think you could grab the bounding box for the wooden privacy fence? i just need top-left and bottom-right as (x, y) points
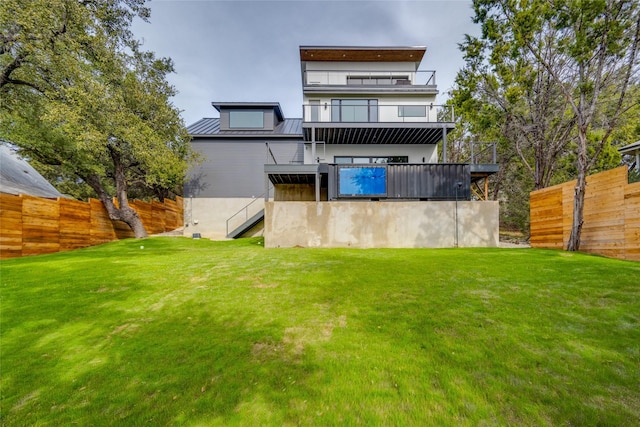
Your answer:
(0, 194), (183, 259)
(530, 167), (640, 261)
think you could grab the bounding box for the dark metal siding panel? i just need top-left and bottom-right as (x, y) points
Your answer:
(327, 164), (337, 200)
(185, 139), (303, 198)
(291, 142), (304, 163)
(327, 163), (470, 200)
(265, 110), (275, 130)
(387, 164), (470, 199)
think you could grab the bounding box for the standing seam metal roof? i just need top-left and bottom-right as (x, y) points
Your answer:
(0, 145), (67, 198)
(187, 118), (303, 137)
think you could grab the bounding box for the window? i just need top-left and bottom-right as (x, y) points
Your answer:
(398, 105), (426, 117)
(335, 156), (408, 164)
(331, 99), (378, 122)
(229, 111), (264, 129)
(338, 166), (387, 197)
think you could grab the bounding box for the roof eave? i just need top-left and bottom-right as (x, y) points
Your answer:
(299, 46), (426, 64)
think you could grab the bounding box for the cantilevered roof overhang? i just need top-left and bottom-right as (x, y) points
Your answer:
(619, 140), (640, 155)
(265, 164), (320, 185)
(300, 46), (426, 64)
(302, 122), (455, 145)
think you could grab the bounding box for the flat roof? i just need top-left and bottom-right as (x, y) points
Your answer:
(299, 46), (426, 63)
(619, 140), (640, 155)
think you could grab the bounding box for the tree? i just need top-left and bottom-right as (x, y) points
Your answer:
(0, 0), (191, 238)
(449, 31), (573, 234)
(454, 22), (578, 192)
(468, 0), (640, 250)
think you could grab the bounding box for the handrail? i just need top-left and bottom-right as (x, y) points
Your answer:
(265, 142), (278, 165)
(225, 186), (272, 236)
(302, 103), (454, 123)
(304, 69), (436, 86)
(463, 142), (497, 164)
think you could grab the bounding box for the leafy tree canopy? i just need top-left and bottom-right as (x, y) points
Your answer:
(1, 0), (193, 237)
(452, 0), (640, 246)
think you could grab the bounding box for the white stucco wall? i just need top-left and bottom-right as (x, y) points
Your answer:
(183, 197), (265, 239)
(264, 201), (499, 248)
(303, 143), (438, 164)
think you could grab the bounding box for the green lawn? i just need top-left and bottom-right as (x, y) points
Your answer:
(1, 237), (639, 426)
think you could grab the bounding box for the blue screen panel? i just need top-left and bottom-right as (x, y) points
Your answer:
(338, 166), (387, 197)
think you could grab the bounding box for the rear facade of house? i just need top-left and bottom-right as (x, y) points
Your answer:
(185, 46), (499, 248)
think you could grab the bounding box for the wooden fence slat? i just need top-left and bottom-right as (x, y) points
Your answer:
(151, 201), (166, 234)
(530, 166), (639, 261)
(60, 198), (92, 252)
(21, 195), (60, 256)
(90, 198), (117, 246)
(1, 194), (183, 259)
(0, 193), (23, 258)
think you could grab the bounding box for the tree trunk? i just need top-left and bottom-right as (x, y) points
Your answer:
(567, 171), (586, 251)
(81, 146), (149, 238)
(567, 132), (588, 251)
(109, 146), (148, 238)
(84, 176), (148, 239)
(101, 195), (148, 238)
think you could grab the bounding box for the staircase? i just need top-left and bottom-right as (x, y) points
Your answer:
(225, 188), (272, 238)
(226, 209), (265, 239)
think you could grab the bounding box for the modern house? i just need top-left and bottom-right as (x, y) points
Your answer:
(185, 102), (303, 239)
(185, 46), (499, 247)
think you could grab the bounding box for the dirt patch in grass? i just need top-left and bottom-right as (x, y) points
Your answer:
(252, 341), (286, 362)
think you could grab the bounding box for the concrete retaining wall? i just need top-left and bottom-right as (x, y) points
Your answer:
(264, 201), (499, 248)
(184, 197), (264, 239)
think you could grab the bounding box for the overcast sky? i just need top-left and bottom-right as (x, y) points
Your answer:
(131, 0), (480, 126)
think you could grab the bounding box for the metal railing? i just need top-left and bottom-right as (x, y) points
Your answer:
(266, 142), (278, 165)
(464, 142), (497, 164)
(225, 187), (272, 237)
(629, 163), (640, 183)
(302, 103), (454, 123)
(304, 70), (436, 86)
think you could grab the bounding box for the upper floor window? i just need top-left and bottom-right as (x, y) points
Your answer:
(229, 111), (264, 129)
(335, 156), (408, 164)
(331, 99), (378, 122)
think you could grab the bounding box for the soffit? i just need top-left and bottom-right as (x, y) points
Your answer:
(300, 47), (426, 63)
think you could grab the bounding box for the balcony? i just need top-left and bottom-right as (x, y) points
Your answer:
(264, 142), (500, 201)
(303, 70), (438, 95)
(302, 103), (455, 144)
(303, 102), (453, 123)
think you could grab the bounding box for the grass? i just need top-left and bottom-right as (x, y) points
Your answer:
(1, 237), (639, 426)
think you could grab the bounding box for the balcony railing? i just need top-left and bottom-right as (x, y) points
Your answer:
(303, 103), (455, 123)
(464, 142), (497, 164)
(304, 70), (436, 87)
